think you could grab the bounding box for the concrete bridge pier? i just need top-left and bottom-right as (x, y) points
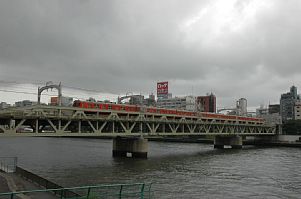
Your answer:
(113, 136), (148, 158)
(214, 135), (243, 149)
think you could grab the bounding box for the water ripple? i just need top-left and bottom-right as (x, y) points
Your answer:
(0, 138), (301, 198)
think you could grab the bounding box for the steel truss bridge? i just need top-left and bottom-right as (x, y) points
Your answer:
(0, 105), (276, 137)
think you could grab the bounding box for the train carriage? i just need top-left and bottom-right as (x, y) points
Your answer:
(73, 100), (264, 124)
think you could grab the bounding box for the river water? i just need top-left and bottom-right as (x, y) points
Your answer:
(0, 137), (301, 198)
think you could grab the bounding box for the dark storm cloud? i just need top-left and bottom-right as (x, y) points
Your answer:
(1, 0), (301, 107)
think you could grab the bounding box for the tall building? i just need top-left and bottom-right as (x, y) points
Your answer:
(256, 105), (282, 126)
(144, 94), (156, 106)
(157, 96), (196, 111)
(290, 85), (298, 99)
(196, 93), (216, 113)
(236, 98), (247, 116)
(268, 104), (280, 114)
(294, 101), (301, 120)
(280, 86), (299, 121)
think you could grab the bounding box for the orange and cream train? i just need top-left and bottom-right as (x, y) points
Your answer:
(73, 100), (264, 125)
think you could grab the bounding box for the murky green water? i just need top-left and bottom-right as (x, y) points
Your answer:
(1, 137), (301, 198)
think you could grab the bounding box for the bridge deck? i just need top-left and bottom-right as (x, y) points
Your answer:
(0, 105), (276, 137)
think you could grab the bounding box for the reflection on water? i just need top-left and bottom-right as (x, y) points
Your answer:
(1, 137), (301, 198)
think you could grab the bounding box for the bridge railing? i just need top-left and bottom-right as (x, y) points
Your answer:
(0, 182), (154, 199)
(0, 157), (17, 173)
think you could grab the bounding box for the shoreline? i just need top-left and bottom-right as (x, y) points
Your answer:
(148, 137), (301, 148)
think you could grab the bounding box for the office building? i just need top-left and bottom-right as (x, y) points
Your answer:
(280, 86), (299, 121)
(236, 98), (247, 116)
(157, 96), (196, 111)
(295, 101), (301, 120)
(196, 93), (216, 113)
(269, 104), (280, 114)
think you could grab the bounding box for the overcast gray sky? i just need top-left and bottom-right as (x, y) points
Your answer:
(1, 0), (301, 109)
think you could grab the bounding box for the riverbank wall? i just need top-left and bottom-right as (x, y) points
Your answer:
(15, 166), (80, 197)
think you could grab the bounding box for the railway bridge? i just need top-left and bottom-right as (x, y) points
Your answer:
(0, 105), (277, 158)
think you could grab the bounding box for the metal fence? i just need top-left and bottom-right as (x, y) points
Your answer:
(0, 183), (154, 199)
(0, 157), (17, 173)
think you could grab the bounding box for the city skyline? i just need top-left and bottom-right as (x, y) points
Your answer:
(1, 80), (299, 113)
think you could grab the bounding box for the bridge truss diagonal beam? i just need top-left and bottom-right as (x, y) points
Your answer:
(0, 105), (276, 137)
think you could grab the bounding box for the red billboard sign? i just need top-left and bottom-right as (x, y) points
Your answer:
(157, 81), (168, 96)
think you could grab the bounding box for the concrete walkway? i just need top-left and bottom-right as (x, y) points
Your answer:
(0, 174), (10, 193)
(0, 171), (58, 199)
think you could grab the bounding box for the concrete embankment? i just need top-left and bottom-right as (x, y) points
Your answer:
(0, 170), (57, 199)
(0, 167), (79, 198)
(0, 173), (10, 193)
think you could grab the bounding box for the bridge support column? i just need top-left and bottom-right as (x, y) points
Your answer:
(214, 135), (242, 149)
(35, 119), (39, 133)
(9, 119), (15, 129)
(113, 136), (148, 158)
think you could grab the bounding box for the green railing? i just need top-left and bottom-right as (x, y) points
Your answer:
(0, 182), (154, 199)
(0, 157), (17, 173)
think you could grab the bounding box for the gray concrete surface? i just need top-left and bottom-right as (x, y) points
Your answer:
(0, 174), (10, 193)
(0, 171), (58, 199)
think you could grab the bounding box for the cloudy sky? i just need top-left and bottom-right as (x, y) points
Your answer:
(1, 0), (301, 109)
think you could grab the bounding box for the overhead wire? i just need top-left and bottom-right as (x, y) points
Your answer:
(0, 79), (108, 94)
(0, 89), (53, 96)
(0, 88), (101, 101)
(0, 79), (120, 103)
